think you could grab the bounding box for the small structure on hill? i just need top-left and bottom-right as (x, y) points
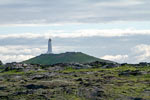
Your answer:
(47, 38), (52, 54)
(0, 61), (3, 65)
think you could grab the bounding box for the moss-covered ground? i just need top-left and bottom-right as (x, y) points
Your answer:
(0, 65), (150, 100)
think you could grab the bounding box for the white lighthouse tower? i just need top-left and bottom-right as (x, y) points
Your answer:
(47, 38), (52, 54)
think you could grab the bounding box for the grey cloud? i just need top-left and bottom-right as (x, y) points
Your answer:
(0, 0), (149, 24)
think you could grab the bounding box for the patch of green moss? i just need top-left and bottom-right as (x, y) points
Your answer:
(0, 70), (25, 75)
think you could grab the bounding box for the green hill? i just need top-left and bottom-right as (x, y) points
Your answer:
(23, 52), (113, 65)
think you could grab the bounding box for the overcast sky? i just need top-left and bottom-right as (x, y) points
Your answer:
(0, 0), (150, 63)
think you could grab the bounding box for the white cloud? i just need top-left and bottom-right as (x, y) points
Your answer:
(0, 23), (63, 27)
(0, 45), (46, 63)
(0, 45), (80, 63)
(1, 29), (150, 64)
(101, 55), (128, 62)
(96, 0), (143, 7)
(73, 29), (150, 37)
(0, 54), (35, 63)
(1, 29), (150, 39)
(133, 44), (150, 62)
(0, 45), (46, 55)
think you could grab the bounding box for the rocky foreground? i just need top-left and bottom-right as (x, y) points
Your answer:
(0, 61), (150, 100)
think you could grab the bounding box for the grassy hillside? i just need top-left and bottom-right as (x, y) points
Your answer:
(23, 52), (112, 65)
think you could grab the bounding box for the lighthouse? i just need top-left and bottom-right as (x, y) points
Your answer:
(47, 38), (52, 54)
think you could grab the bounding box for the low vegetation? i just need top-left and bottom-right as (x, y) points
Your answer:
(23, 52), (112, 65)
(0, 62), (150, 100)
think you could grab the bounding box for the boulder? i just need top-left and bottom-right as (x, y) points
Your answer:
(119, 70), (142, 76)
(139, 62), (149, 66)
(77, 87), (105, 99)
(32, 74), (49, 80)
(133, 98), (143, 100)
(25, 84), (48, 89)
(121, 63), (128, 66)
